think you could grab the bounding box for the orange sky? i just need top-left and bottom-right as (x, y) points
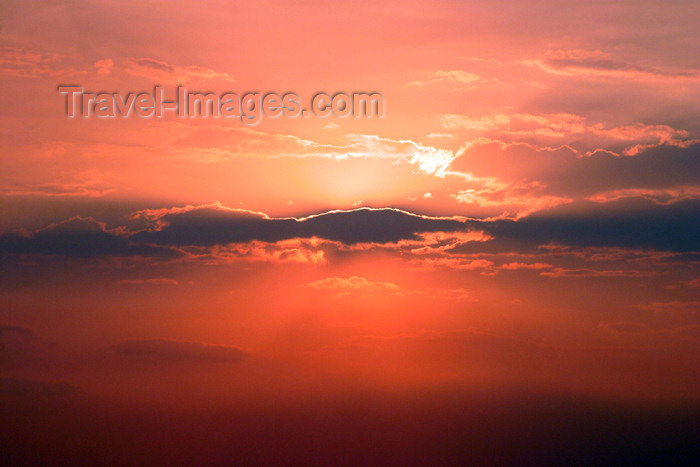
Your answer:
(1, 1), (699, 465)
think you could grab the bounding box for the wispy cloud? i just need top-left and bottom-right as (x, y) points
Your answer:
(124, 57), (234, 83)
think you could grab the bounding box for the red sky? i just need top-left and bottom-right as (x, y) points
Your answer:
(1, 1), (699, 465)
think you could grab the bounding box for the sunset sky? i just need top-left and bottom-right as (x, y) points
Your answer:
(1, 1), (699, 465)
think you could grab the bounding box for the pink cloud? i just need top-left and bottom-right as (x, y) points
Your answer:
(522, 49), (700, 81)
(124, 58), (234, 83)
(0, 45), (82, 78)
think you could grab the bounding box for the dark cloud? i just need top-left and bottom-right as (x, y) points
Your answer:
(131, 207), (467, 246)
(483, 197), (700, 252)
(451, 142), (700, 198)
(113, 339), (246, 363)
(0, 217), (181, 259)
(135, 200), (699, 253)
(1, 207), (470, 258)
(0, 198), (697, 261)
(548, 144), (700, 196)
(543, 51), (697, 78)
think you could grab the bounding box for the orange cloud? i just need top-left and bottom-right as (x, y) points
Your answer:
(94, 59), (113, 75)
(300, 276), (476, 301)
(304, 276), (402, 293)
(204, 239), (328, 265)
(406, 257), (495, 272)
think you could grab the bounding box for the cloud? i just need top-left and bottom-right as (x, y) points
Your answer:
(113, 339), (246, 363)
(546, 144), (700, 197)
(156, 126), (455, 177)
(409, 70), (481, 86)
(441, 113), (691, 152)
(0, 217), (182, 259)
(441, 113), (585, 136)
(393, 239), (689, 276)
(426, 133), (454, 139)
(539, 268), (656, 278)
(450, 179), (570, 217)
(300, 276), (476, 301)
(0, 45), (82, 78)
(0, 206), (472, 260)
(407, 257), (495, 272)
(207, 238), (329, 265)
(2, 181), (116, 198)
(450, 141), (700, 199)
(124, 58), (234, 83)
(585, 187), (700, 205)
(339, 134), (455, 176)
(94, 58), (113, 75)
(131, 206), (469, 246)
(346, 230), (493, 255)
(303, 276), (402, 294)
(499, 262), (552, 270)
(484, 197), (700, 253)
(1, 197), (697, 265)
(523, 49), (700, 81)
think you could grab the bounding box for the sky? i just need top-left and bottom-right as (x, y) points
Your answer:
(1, 1), (699, 465)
